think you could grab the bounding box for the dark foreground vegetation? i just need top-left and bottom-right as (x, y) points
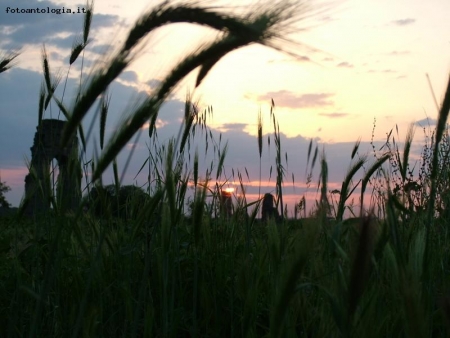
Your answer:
(1, 1), (450, 336)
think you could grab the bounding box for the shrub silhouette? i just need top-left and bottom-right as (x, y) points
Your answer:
(86, 184), (149, 219)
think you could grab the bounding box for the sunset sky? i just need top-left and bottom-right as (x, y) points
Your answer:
(1, 0), (449, 216)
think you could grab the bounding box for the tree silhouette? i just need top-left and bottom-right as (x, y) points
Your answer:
(0, 180), (11, 208)
(86, 184), (149, 219)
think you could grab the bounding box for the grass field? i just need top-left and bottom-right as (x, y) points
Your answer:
(1, 1), (450, 336)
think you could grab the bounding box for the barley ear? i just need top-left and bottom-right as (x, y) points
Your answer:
(83, 1), (93, 45)
(0, 51), (19, 74)
(99, 93), (110, 150)
(70, 37), (84, 65)
(258, 109), (263, 158)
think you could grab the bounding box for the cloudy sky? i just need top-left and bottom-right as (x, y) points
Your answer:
(1, 0), (449, 216)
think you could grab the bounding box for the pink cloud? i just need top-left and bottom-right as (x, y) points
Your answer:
(257, 91), (335, 109)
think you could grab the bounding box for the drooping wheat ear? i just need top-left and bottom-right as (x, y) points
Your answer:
(70, 36), (84, 66)
(0, 51), (19, 74)
(42, 45), (52, 94)
(257, 108), (263, 158)
(91, 32), (279, 181)
(335, 147), (367, 222)
(319, 150), (329, 217)
(360, 153), (390, 213)
(99, 93), (110, 150)
(216, 142), (229, 181)
(83, 1), (93, 45)
(60, 1), (312, 181)
(401, 123), (415, 181)
(41, 46), (63, 113)
(62, 1), (280, 147)
(179, 91), (196, 154)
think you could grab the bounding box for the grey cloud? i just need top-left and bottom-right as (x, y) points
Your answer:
(318, 112), (349, 118)
(0, 0), (119, 49)
(391, 18), (416, 26)
(0, 68), (45, 168)
(119, 70), (138, 83)
(367, 69), (397, 74)
(89, 44), (114, 55)
(267, 55), (311, 64)
(337, 61), (353, 68)
(218, 123), (247, 132)
(415, 117), (437, 127)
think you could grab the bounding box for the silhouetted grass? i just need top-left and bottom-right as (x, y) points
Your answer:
(2, 1), (450, 337)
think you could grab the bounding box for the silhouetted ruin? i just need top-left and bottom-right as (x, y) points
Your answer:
(220, 189), (233, 219)
(23, 119), (81, 216)
(261, 193), (281, 223)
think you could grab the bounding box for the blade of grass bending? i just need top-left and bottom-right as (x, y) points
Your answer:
(424, 74), (450, 283)
(196, 55), (221, 87)
(426, 73), (440, 112)
(134, 157), (149, 181)
(94, 29), (252, 181)
(360, 153), (390, 211)
(61, 55), (130, 147)
(113, 158), (119, 195)
(89, 1), (308, 180)
(336, 155), (366, 221)
(351, 137), (361, 160)
(216, 142), (228, 180)
(179, 102), (196, 154)
(311, 145), (319, 171)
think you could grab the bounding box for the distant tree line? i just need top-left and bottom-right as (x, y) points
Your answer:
(84, 184), (151, 219)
